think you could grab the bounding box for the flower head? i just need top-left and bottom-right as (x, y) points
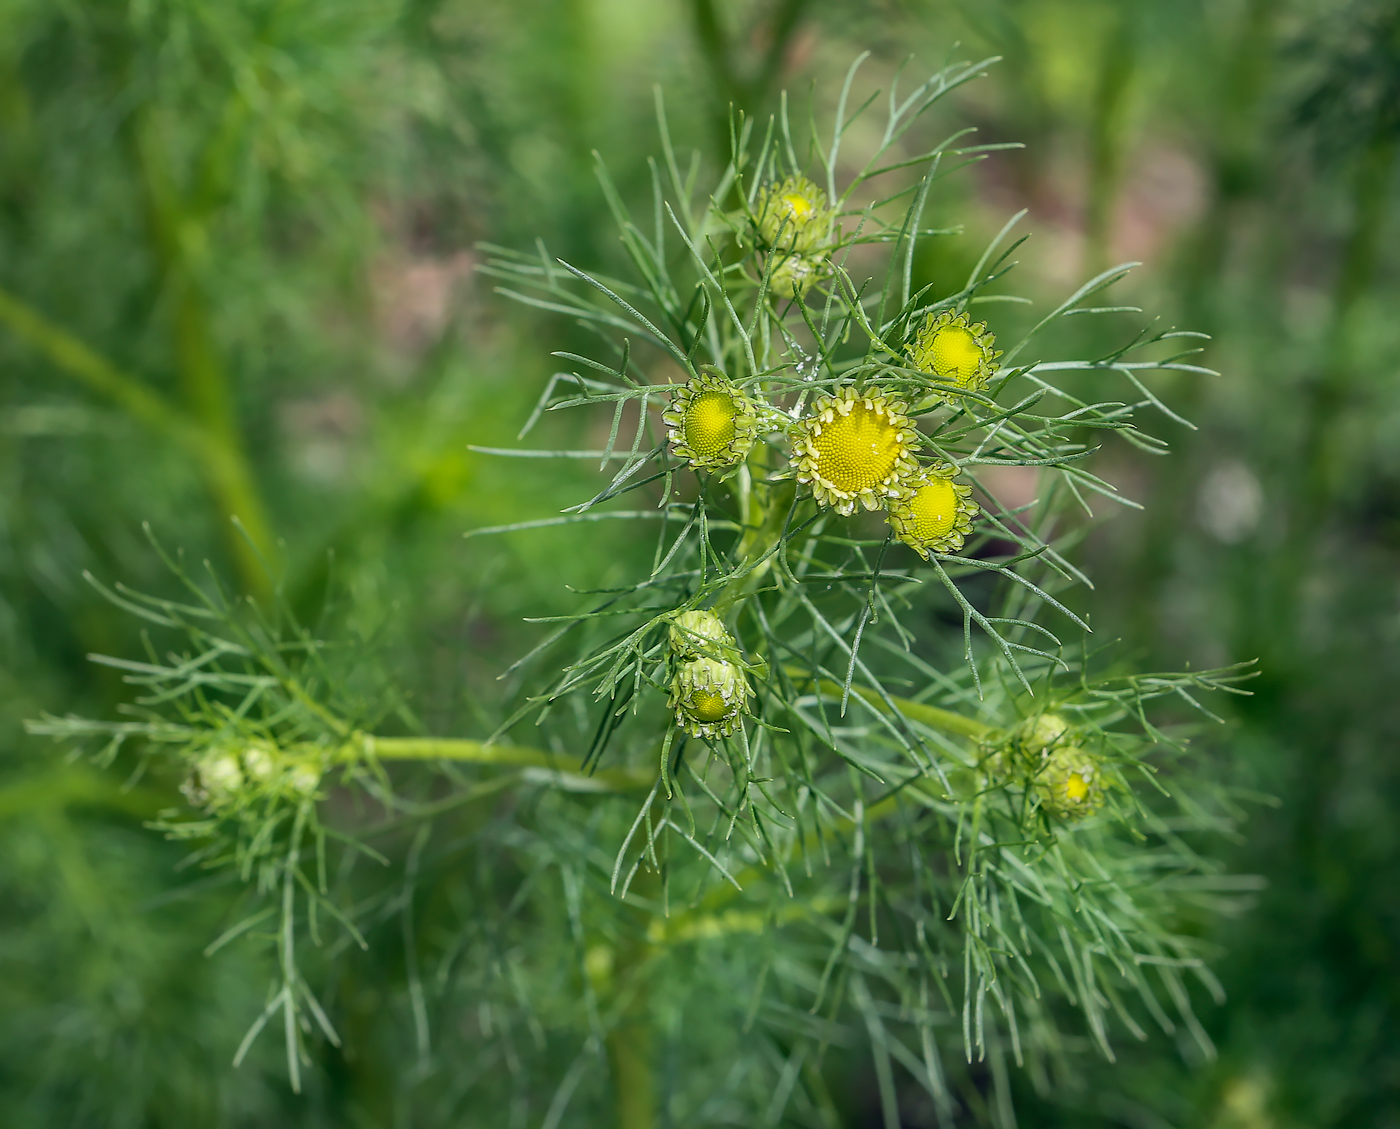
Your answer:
(1035, 744), (1106, 820)
(669, 655), (749, 739)
(908, 310), (1001, 399)
(754, 175), (834, 254)
(1022, 713), (1071, 758)
(792, 386), (920, 515)
(887, 463), (978, 557)
(668, 609), (734, 661)
(766, 252), (829, 300)
(663, 367), (759, 471)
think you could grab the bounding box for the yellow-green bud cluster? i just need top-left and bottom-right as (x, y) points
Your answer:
(181, 741), (322, 811)
(751, 175), (837, 302)
(982, 712), (1108, 821)
(767, 252), (830, 300)
(667, 610), (749, 738)
(786, 386), (982, 544)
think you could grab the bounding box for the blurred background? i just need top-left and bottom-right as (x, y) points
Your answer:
(1, 0), (1397, 1125)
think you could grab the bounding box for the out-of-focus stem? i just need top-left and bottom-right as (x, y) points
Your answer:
(132, 112), (275, 599)
(1299, 131), (1398, 520)
(1083, 12), (1136, 278)
(0, 285), (271, 596)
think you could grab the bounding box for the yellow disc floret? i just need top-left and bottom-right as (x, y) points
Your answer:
(908, 310), (1001, 399)
(792, 387), (919, 515)
(887, 463), (978, 557)
(754, 175), (834, 255)
(687, 391), (737, 455)
(669, 656), (750, 739)
(663, 367), (759, 471)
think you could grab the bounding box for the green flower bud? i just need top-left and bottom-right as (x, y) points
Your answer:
(767, 253), (829, 299)
(1035, 745), (1106, 820)
(669, 656), (749, 739)
(1023, 713), (1072, 758)
(183, 751), (244, 810)
(668, 609), (733, 660)
(907, 310), (1001, 400)
(753, 175), (835, 254)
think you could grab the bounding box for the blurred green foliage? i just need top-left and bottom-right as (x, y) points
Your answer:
(1, 0), (1397, 1126)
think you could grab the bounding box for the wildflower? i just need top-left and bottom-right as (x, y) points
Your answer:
(754, 175), (834, 254)
(767, 252), (829, 300)
(908, 310), (1001, 398)
(887, 463), (978, 557)
(242, 742), (278, 784)
(792, 386), (919, 515)
(668, 609), (734, 661)
(1022, 713), (1071, 758)
(182, 751), (244, 810)
(669, 655), (749, 739)
(663, 367), (759, 471)
(288, 762), (322, 796)
(1035, 745), (1106, 819)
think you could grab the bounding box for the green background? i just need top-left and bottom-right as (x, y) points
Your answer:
(1, 0), (1397, 1125)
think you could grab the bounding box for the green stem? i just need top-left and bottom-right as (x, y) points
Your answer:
(1083, 12), (1136, 278)
(807, 677), (991, 742)
(355, 735), (653, 792)
(0, 285), (272, 596)
(606, 994), (656, 1129)
(711, 475), (793, 617)
(131, 110), (276, 599)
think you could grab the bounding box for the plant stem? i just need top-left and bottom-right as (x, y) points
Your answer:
(0, 286), (272, 596)
(606, 995), (656, 1129)
(354, 735), (653, 792)
(805, 676), (991, 741)
(131, 110), (276, 599)
(711, 473), (793, 617)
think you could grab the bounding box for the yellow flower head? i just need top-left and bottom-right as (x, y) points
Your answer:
(1035, 745), (1106, 820)
(908, 310), (1001, 399)
(887, 463), (978, 558)
(662, 367), (759, 471)
(669, 655), (750, 739)
(754, 175), (834, 255)
(792, 386), (920, 515)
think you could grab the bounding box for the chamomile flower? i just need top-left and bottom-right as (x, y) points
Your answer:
(663, 367), (759, 471)
(754, 175), (834, 254)
(908, 310), (1001, 398)
(1035, 745), (1107, 819)
(792, 386), (920, 515)
(887, 463), (979, 557)
(669, 655), (749, 739)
